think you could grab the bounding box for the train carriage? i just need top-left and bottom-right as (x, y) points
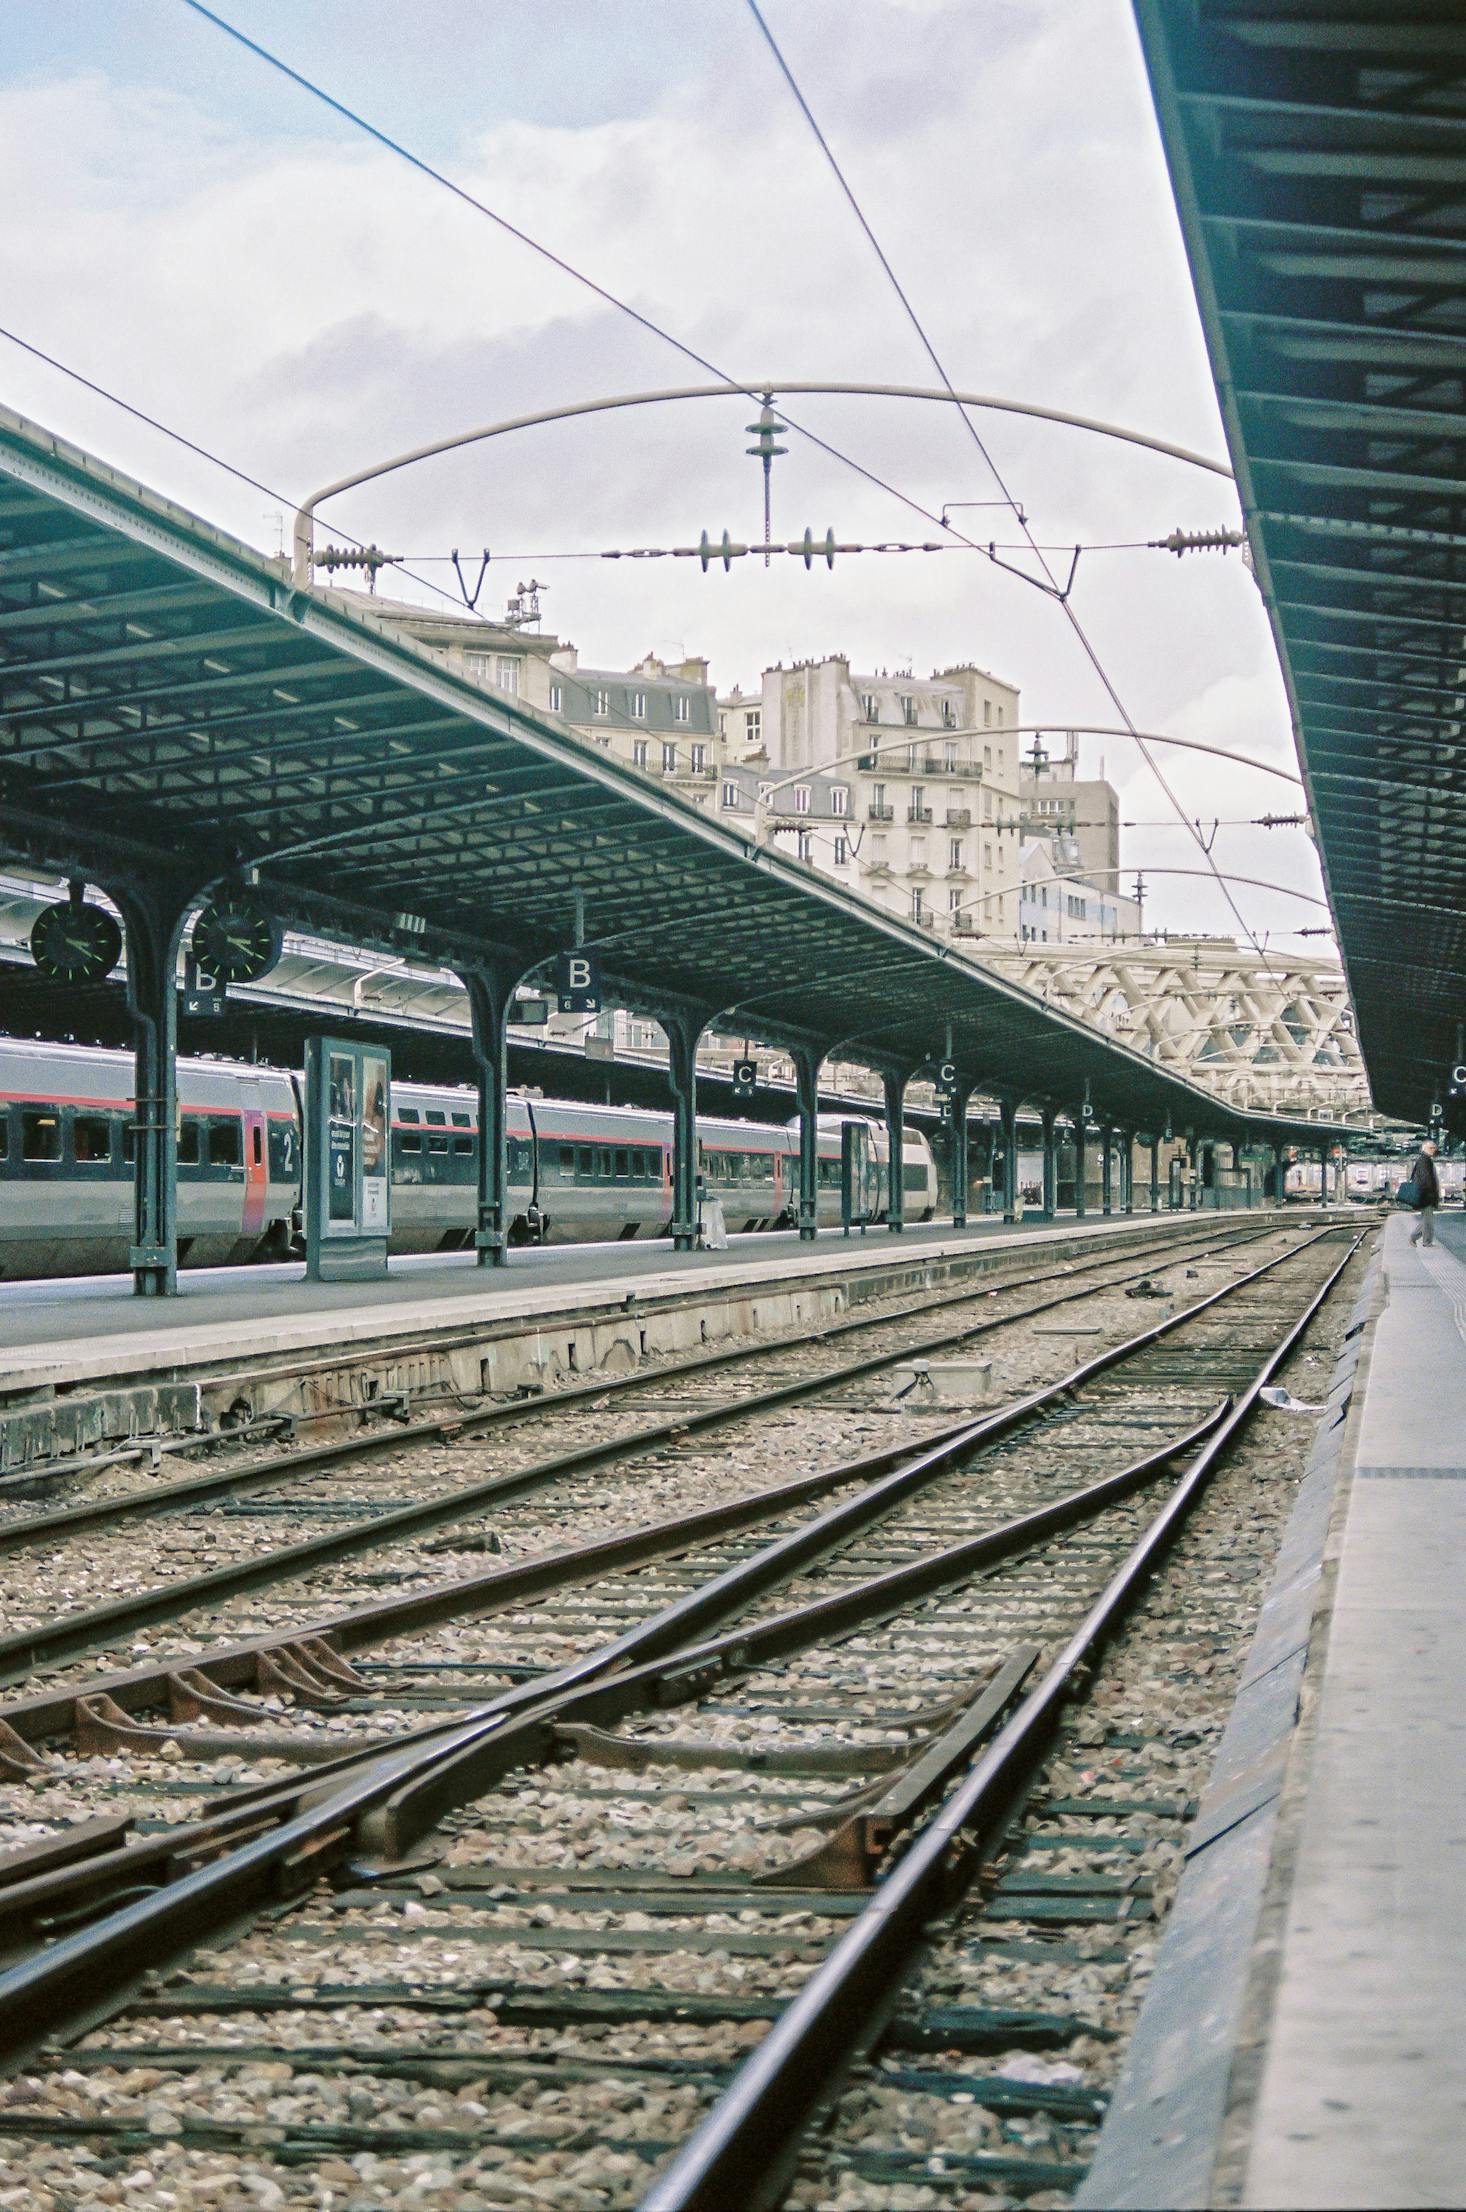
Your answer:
(0, 1038), (938, 1278)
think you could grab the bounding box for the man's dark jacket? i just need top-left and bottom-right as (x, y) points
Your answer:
(1411, 1151), (1441, 1206)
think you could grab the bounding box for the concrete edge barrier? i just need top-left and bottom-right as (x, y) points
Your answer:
(1074, 1234), (1382, 2211)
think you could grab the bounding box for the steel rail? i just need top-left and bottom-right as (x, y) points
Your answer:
(0, 1226), (1342, 2044)
(639, 1233), (1365, 2212)
(0, 1217), (1258, 1552)
(0, 1224), (1277, 1681)
(0, 1400), (1227, 1957)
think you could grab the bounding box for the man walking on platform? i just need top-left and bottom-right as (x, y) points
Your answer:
(1409, 1139), (1442, 1247)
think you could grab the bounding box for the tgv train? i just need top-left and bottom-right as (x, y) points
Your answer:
(0, 1038), (938, 1279)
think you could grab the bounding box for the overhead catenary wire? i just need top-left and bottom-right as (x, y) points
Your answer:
(0, 322), (498, 628)
(743, 0), (1295, 985)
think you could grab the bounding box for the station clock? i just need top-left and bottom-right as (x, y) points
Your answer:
(29, 897), (123, 984)
(191, 891), (282, 985)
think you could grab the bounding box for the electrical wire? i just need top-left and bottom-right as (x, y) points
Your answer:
(743, 0), (1293, 986)
(0, 320), (498, 626)
(175, 1), (1128, 593)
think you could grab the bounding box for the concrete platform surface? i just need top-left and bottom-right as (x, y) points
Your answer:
(1242, 1211), (1466, 2208)
(0, 1208), (1208, 1393)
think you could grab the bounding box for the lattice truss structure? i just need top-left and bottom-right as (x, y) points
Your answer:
(976, 940), (1371, 1122)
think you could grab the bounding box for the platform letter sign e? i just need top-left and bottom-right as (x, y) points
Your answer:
(557, 949), (602, 1015)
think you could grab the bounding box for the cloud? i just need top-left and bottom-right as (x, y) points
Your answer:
(0, 6), (1313, 945)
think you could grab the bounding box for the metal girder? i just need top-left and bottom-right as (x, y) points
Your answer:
(0, 401), (1355, 1154)
(1133, 0), (1466, 1130)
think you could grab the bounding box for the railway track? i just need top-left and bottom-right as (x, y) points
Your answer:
(0, 1221), (1364, 2209)
(0, 1218), (1281, 1694)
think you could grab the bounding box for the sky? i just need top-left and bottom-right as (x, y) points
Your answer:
(0, 0), (1333, 956)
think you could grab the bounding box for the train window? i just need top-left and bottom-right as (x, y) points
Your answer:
(452, 1134), (474, 1156)
(21, 1111), (61, 1162)
(0, 1114), (7, 1160)
(122, 1123), (135, 1164)
(451, 1111), (471, 1128)
(560, 1145), (576, 1172)
(178, 1120), (200, 1166)
(427, 1132), (449, 1155)
(251, 1124), (264, 1167)
(426, 1109), (446, 1127)
(72, 1115), (111, 1163)
(599, 1147), (613, 1177)
(903, 1160), (927, 1192)
(399, 1107), (420, 1124)
(577, 1146), (593, 1175)
(209, 1118), (243, 1169)
(397, 1126), (422, 1154)
(615, 1148), (629, 1178)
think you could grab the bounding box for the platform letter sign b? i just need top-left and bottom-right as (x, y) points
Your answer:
(556, 949), (601, 1014)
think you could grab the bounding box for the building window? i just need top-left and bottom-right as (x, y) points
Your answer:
(758, 780), (774, 806)
(911, 888), (925, 921)
(1067, 893), (1083, 919)
(594, 688), (610, 716)
(983, 699), (992, 727)
(910, 784), (927, 819)
(871, 833), (887, 864)
(793, 784), (811, 814)
(830, 785), (849, 817)
(796, 830), (812, 861)
(984, 789), (993, 818)
(911, 837), (927, 869)
(722, 780), (739, 808)
(985, 843), (994, 872)
(674, 696), (690, 723)
(834, 834), (849, 866)
(632, 738), (648, 768)
(630, 690), (647, 719)
(861, 692), (877, 722)
(662, 741), (678, 773)
(745, 709), (761, 744)
(496, 656), (521, 694)
(691, 742), (707, 774)
(984, 744), (992, 770)
(873, 782), (887, 811)
(941, 698), (956, 727)
(949, 837), (964, 871)
(549, 681), (563, 714)
(943, 738), (958, 772)
(900, 693), (916, 726)
(949, 887), (963, 912)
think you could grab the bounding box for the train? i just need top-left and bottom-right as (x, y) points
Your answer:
(0, 1037), (939, 1280)
(1288, 1156), (1464, 1205)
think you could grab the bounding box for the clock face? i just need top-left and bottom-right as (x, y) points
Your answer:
(30, 899), (123, 984)
(192, 895), (281, 985)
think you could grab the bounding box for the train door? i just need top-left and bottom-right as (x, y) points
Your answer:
(241, 1082), (268, 1243)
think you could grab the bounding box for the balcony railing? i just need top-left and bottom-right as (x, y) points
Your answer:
(907, 805), (933, 823)
(945, 807), (972, 828)
(867, 802), (894, 821)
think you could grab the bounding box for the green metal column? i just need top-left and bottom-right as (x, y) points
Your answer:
(464, 961), (523, 1268)
(667, 1012), (706, 1252)
(1150, 1135), (1161, 1213)
(950, 1081), (975, 1228)
(1073, 1116), (1088, 1218)
(792, 1044), (823, 1242)
(1041, 1107), (1058, 1219)
(1188, 1136), (1201, 1210)
(119, 881), (195, 1297)
(1120, 1130), (1135, 1214)
(1000, 1099), (1019, 1224)
(883, 1069), (907, 1233)
(1101, 1125), (1114, 1215)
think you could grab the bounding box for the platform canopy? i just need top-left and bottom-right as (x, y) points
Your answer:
(0, 404), (1348, 1148)
(1133, 0), (1466, 1128)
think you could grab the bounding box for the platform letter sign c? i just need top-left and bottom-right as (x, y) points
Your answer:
(556, 949), (602, 1014)
(732, 1058), (757, 1098)
(1451, 1064), (1466, 1096)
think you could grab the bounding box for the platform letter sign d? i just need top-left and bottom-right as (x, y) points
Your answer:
(556, 949), (601, 1014)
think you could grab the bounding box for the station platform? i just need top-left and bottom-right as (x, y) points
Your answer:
(1081, 1209), (1466, 2210)
(0, 1206), (1214, 1399)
